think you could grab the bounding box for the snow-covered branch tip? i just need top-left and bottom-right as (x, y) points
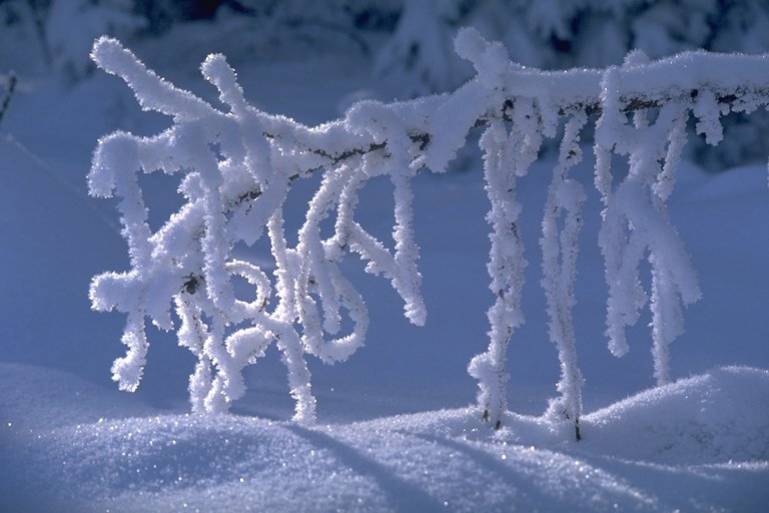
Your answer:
(89, 29), (769, 433)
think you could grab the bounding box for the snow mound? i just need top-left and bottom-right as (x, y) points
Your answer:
(2, 365), (767, 512)
(7, 411), (659, 513)
(583, 366), (769, 463)
(0, 362), (154, 430)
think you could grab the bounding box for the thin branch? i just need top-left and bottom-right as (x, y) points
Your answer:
(255, 89), (753, 182)
(226, 86), (751, 215)
(0, 73), (17, 127)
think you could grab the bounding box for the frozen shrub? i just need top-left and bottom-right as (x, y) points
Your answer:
(90, 29), (769, 438)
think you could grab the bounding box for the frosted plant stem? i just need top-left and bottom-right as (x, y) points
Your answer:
(648, 109), (688, 386)
(650, 255), (676, 386)
(597, 59), (700, 386)
(175, 294), (214, 412)
(268, 211), (318, 422)
(469, 119), (528, 429)
(541, 112), (587, 440)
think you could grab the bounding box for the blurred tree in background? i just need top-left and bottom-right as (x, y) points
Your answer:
(2, 0), (768, 169)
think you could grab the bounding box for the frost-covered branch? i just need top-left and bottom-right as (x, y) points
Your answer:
(88, 36), (448, 423)
(595, 60), (703, 387)
(89, 28), (769, 430)
(541, 111), (588, 440)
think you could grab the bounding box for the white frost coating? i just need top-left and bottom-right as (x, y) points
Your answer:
(422, 27), (511, 174)
(655, 109), (688, 202)
(89, 37), (434, 422)
(174, 294), (212, 413)
(421, 80), (488, 174)
(90, 37), (215, 121)
(596, 58), (702, 383)
(346, 102), (426, 326)
(111, 313), (148, 392)
(89, 31), (769, 431)
(541, 111), (588, 436)
(693, 89), (724, 146)
(648, 107), (690, 386)
(294, 161), (371, 365)
(494, 48), (769, 112)
(510, 98), (544, 177)
(267, 211), (317, 422)
(468, 119), (529, 428)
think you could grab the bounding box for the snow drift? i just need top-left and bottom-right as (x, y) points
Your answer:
(1, 364), (767, 512)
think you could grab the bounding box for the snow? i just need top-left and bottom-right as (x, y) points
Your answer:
(2, 363), (767, 512)
(456, 26), (769, 114)
(1, 26), (768, 513)
(584, 366), (769, 464)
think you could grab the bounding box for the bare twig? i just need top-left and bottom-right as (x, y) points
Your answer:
(0, 73), (17, 127)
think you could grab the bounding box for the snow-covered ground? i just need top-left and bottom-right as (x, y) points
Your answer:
(0, 364), (769, 512)
(1, 34), (768, 512)
(2, 363), (768, 513)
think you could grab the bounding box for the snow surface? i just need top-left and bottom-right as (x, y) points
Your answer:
(1, 364), (767, 512)
(1, 32), (768, 512)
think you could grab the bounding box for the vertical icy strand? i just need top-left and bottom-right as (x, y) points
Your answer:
(468, 119), (529, 428)
(596, 56), (701, 385)
(174, 294), (213, 412)
(649, 107), (689, 385)
(541, 111), (588, 440)
(267, 212), (318, 422)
